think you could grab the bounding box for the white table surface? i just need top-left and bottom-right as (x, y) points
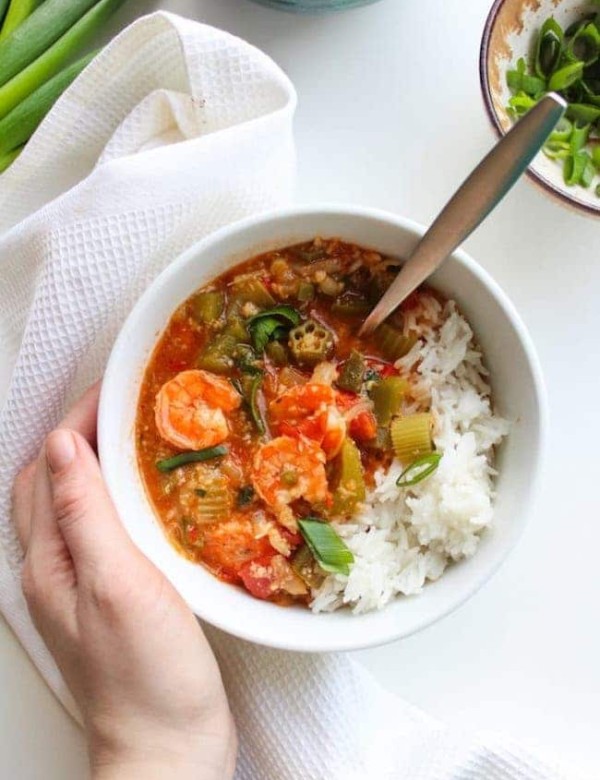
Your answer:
(2, 0), (599, 777)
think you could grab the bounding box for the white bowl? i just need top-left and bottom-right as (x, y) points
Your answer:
(98, 205), (547, 653)
(480, 0), (600, 217)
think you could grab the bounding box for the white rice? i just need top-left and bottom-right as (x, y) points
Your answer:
(310, 295), (510, 614)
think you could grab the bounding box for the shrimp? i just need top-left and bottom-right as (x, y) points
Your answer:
(155, 369), (241, 450)
(251, 435), (329, 524)
(269, 382), (346, 460)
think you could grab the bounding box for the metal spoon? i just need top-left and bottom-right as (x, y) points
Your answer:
(359, 92), (566, 336)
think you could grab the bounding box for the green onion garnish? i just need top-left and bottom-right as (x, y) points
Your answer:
(156, 445), (228, 473)
(298, 518), (354, 576)
(535, 17), (563, 79)
(505, 10), (600, 196)
(248, 373), (266, 435)
(396, 452), (442, 488)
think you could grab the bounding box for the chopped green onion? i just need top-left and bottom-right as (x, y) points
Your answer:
(396, 452), (442, 488)
(581, 154), (596, 187)
(247, 373), (266, 434)
(535, 17), (564, 78)
(156, 445), (228, 473)
(298, 518), (355, 576)
(566, 22), (600, 66)
(549, 116), (573, 142)
(566, 102), (600, 124)
(507, 57), (546, 97)
(565, 14), (597, 39)
(549, 61), (584, 91)
(564, 150), (590, 185)
(570, 121), (591, 152)
(543, 140), (571, 160)
(506, 10), (600, 198)
(507, 92), (537, 117)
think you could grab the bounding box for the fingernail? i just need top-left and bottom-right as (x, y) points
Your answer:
(46, 430), (76, 474)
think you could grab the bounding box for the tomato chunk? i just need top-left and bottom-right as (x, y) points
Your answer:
(349, 410), (378, 442)
(240, 554), (308, 600)
(239, 555), (277, 599)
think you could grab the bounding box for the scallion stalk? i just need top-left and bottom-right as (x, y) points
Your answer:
(0, 0), (99, 87)
(396, 452), (442, 488)
(248, 374), (266, 435)
(0, 0), (9, 27)
(0, 0), (126, 120)
(0, 50), (97, 157)
(156, 445), (228, 473)
(0, 0), (43, 42)
(298, 518), (354, 576)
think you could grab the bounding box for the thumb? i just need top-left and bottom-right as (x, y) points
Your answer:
(46, 428), (135, 578)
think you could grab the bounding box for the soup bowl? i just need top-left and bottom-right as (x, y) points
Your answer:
(98, 205), (546, 652)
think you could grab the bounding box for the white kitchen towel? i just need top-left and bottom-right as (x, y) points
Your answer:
(0, 11), (576, 780)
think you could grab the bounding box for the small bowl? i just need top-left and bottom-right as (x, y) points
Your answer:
(98, 206), (547, 653)
(480, 0), (600, 217)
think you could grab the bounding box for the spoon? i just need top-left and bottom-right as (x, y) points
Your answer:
(359, 92), (567, 336)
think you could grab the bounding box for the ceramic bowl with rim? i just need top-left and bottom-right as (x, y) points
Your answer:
(480, 0), (600, 217)
(248, 0), (381, 12)
(98, 206), (547, 653)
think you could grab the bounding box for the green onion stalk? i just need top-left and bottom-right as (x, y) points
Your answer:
(0, 0), (127, 121)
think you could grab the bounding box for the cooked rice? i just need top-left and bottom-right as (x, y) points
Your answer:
(310, 295), (509, 614)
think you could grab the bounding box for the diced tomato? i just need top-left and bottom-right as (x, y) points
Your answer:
(349, 410), (378, 442)
(380, 364), (398, 378)
(335, 392), (377, 442)
(277, 414), (333, 450)
(279, 525), (302, 551)
(365, 359), (398, 378)
(201, 519), (275, 581)
(278, 421), (297, 438)
(240, 553), (307, 600)
(239, 555), (277, 600)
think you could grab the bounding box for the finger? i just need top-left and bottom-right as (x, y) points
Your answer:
(11, 462), (36, 552)
(44, 428), (136, 582)
(59, 382), (101, 448)
(22, 381), (103, 621)
(24, 449), (77, 624)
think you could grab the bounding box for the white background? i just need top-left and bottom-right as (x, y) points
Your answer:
(1, 0), (599, 777)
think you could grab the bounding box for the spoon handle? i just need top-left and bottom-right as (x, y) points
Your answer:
(360, 92), (566, 335)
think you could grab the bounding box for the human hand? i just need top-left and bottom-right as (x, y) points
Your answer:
(11, 384), (236, 780)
